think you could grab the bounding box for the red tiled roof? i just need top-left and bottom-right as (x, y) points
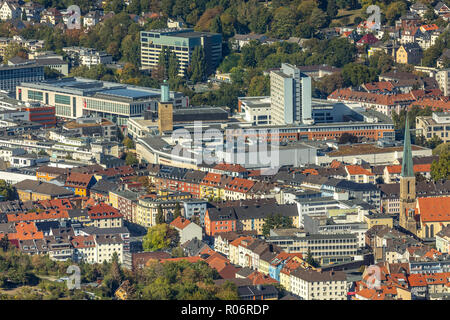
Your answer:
(71, 235), (95, 248)
(223, 178), (255, 193)
(12, 222), (43, 241)
(213, 163), (248, 173)
(88, 202), (122, 220)
(417, 197), (450, 222)
(346, 165), (374, 176)
(7, 209), (69, 222)
(170, 216), (191, 230)
(65, 172), (94, 188)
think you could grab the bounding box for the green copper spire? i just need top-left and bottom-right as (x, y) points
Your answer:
(401, 115), (414, 177)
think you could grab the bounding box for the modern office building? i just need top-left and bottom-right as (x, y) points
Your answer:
(16, 78), (188, 125)
(140, 28), (222, 77)
(270, 63), (313, 126)
(0, 63), (44, 93)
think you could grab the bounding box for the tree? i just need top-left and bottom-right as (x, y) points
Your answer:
(156, 205), (165, 224)
(125, 153), (138, 166)
(209, 15), (222, 34)
(262, 214), (293, 237)
(189, 46), (207, 83)
(0, 234), (9, 252)
(122, 137), (135, 149)
(306, 248), (320, 268)
(431, 151), (450, 181)
(327, 0), (338, 18)
(341, 63), (377, 86)
(271, 6), (296, 39)
(142, 224), (180, 251)
(338, 132), (358, 144)
(173, 202), (182, 220)
(248, 75), (270, 96)
(3, 43), (28, 64)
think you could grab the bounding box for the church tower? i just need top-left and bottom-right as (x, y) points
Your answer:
(399, 115), (417, 234)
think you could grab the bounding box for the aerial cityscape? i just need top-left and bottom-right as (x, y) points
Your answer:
(0, 0), (447, 303)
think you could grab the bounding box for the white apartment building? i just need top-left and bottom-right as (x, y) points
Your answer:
(290, 268), (348, 300)
(436, 69), (450, 96)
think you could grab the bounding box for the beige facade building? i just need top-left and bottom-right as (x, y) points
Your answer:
(436, 69), (450, 96)
(416, 112), (450, 143)
(290, 268), (347, 300)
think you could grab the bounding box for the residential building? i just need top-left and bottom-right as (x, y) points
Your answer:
(396, 43), (423, 65)
(0, 1), (21, 21)
(436, 69), (450, 96)
(170, 216), (202, 244)
(290, 268), (347, 300)
(416, 112), (450, 143)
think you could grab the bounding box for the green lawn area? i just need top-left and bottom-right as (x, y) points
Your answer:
(332, 8), (364, 26)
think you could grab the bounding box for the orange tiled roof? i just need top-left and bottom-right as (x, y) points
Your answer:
(346, 165), (374, 176)
(7, 209), (69, 222)
(201, 172), (222, 187)
(417, 197), (450, 222)
(302, 168), (319, 175)
(386, 164), (431, 174)
(214, 163), (248, 173)
(170, 216), (191, 230)
(13, 222), (44, 241)
(223, 178), (255, 193)
(409, 99), (450, 112)
(71, 235), (95, 248)
(230, 236), (253, 248)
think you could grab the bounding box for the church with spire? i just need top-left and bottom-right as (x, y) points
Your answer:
(398, 115), (450, 240)
(399, 115), (418, 234)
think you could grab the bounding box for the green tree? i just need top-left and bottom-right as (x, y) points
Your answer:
(0, 234), (9, 252)
(189, 46), (207, 83)
(173, 202), (182, 220)
(306, 248), (320, 268)
(156, 205), (165, 224)
(431, 151), (450, 181)
(142, 224), (180, 251)
(327, 0), (338, 18)
(122, 137), (135, 149)
(125, 153), (138, 166)
(209, 15), (222, 33)
(262, 214), (293, 237)
(341, 63), (377, 86)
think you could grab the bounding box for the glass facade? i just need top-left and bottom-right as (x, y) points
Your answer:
(28, 90), (43, 101)
(55, 94), (71, 105)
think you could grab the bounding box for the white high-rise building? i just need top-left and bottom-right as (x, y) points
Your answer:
(270, 63), (313, 125)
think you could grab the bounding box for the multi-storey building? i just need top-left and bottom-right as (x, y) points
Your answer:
(436, 69), (450, 96)
(140, 28), (222, 77)
(290, 268), (347, 300)
(416, 112), (450, 143)
(270, 63), (313, 125)
(16, 78), (188, 125)
(0, 63), (44, 93)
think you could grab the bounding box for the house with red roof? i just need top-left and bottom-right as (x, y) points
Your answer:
(65, 172), (96, 197)
(88, 202), (123, 228)
(170, 216), (202, 245)
(345, 165), (375, 184)
(356, 33), (379, 47)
